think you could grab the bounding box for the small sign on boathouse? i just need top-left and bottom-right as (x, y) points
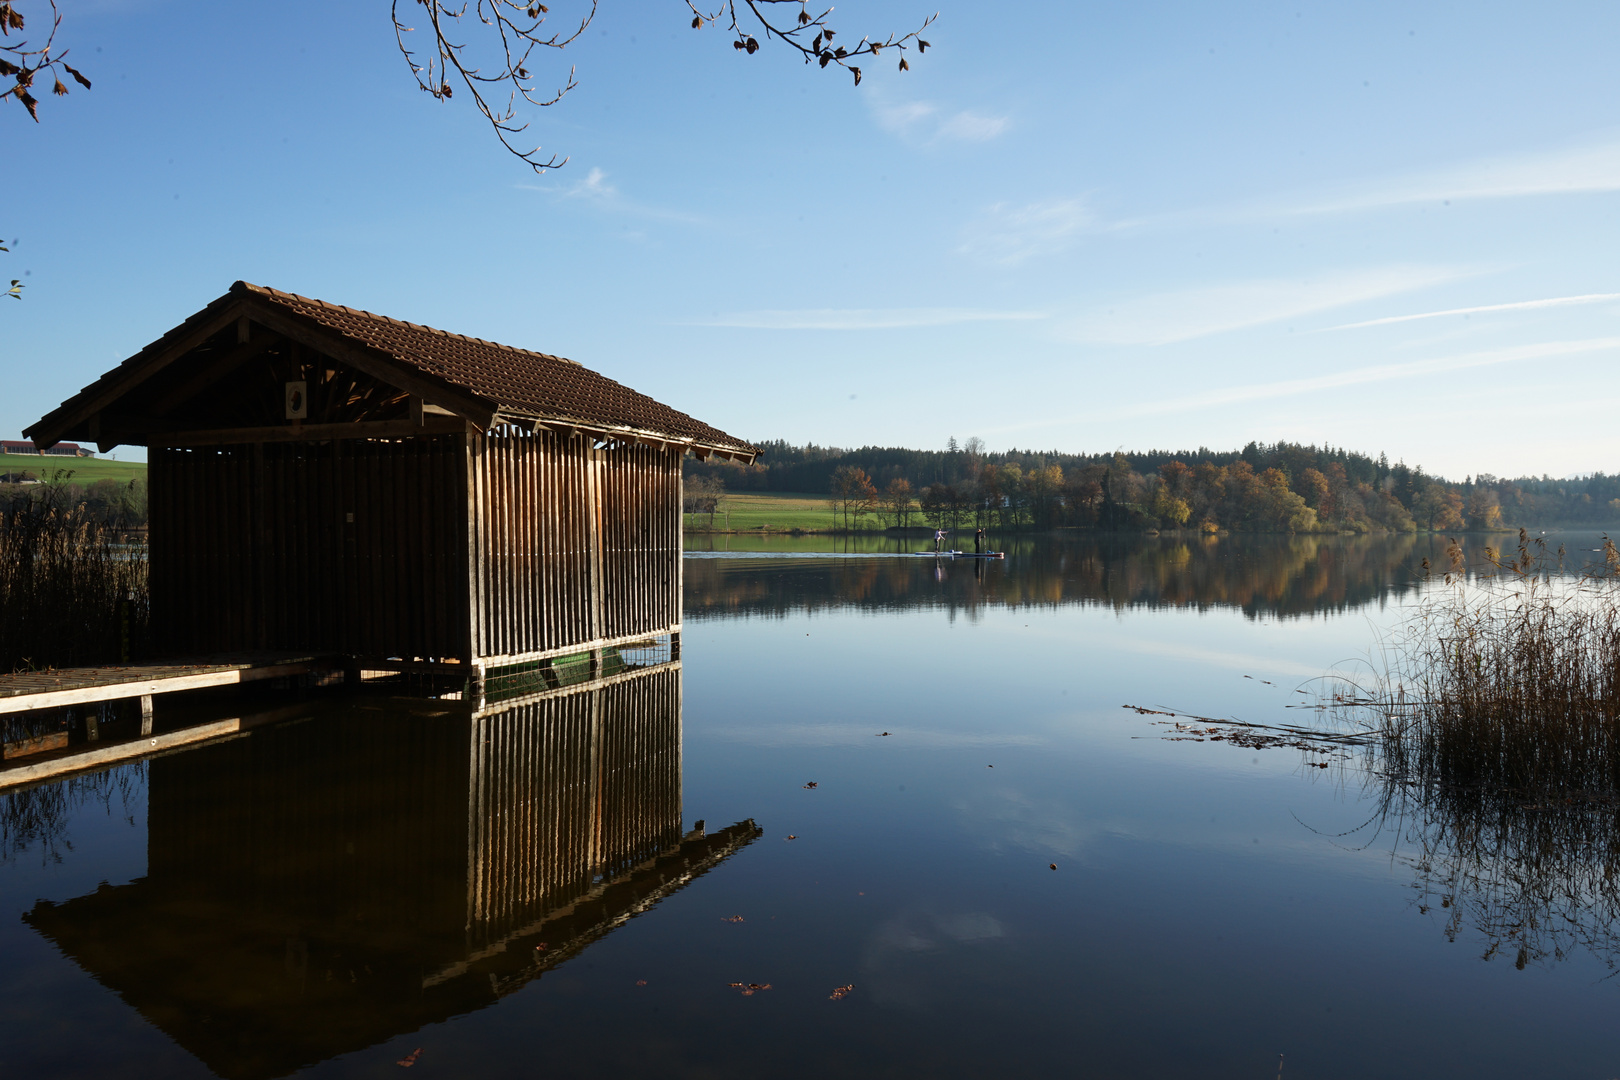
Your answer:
(27, 281), (757, 681)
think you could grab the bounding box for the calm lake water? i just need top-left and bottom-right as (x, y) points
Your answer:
(4, 532), (1618, 1079)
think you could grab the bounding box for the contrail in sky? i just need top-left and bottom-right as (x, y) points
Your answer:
(1327, 292), (1620, 331)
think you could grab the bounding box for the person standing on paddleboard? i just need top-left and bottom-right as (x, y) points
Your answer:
(934, 529), (945, 553)
(975, 528), (984, 554)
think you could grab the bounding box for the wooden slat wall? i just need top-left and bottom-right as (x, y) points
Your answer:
(598, 442), (682, 642)
(470, 429), (681, 662)
(150, 436), (471, 659)
(464, 666), (682, 947)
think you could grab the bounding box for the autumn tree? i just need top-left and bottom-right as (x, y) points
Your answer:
(1024, 464), (1063, 530)
(1466, 487), (1504, 531)
(1257, 468), (1317, 533)
(1152, 461), (1193, 529)
(829, 464), (877, 531)
(1297, 467), (1331, 520)
(882, 476), (914, 530)
(1413, 484), (1465, 532)
(683, 473), (725, 527)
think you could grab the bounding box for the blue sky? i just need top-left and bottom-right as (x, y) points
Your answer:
(6, 1), (1619, 478)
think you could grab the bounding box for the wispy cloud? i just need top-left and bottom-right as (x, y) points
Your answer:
(696, 307), (1047, 330)
(1281, 136), (1620, 217)
(1117, 337), (1620, 418)
(1113, 134), (1620, 234)
(957, 199), (1094, 265)
(516, 167), (707, 224)
(982, 336), (1620, 438)
(1326, 292), (1620, 331)
(1061, 265), (1479, 346)
(869, 95), (1010, 144)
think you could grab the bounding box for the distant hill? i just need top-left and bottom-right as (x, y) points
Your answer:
(0, 454), (146, 484)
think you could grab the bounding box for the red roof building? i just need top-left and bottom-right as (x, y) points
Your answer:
(27, 282), (756, 686)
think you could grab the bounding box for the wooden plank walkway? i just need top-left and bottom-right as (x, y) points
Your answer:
(0, 654), (339, 714)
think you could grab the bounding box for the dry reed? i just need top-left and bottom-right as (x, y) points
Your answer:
(0, 488), (149, 673)
(1373, 530), (1620, 796)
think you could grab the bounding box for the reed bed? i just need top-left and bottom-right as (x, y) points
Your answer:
(1371, 531), (1620, 796)
(0, 489), (149, 674)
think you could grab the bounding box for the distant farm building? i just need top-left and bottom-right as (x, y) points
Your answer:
(2, 439), (92, 457)
(26, 281), (756, 680)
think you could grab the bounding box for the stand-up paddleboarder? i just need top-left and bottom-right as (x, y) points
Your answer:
(934, 529), (945, 553)
(974, 528), (985, 554)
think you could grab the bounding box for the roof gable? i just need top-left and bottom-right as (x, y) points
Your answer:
(27, 282), (757, 460)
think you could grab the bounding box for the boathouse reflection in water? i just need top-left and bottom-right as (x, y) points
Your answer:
(25, 663), (758, 1080)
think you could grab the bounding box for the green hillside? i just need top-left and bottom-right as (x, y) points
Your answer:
(0, 454), (147, 484)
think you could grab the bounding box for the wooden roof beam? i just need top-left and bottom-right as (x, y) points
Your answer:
(145, 329), (284, 418)
(242, 299), (498, 430)
(147, 416), (472, 448)
(27, 301), (248, 450)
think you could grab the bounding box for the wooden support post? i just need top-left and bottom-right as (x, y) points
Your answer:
(589, 648), (603, 679)
(670, 631), (681, 661)
(343, 661), (361, 686)
(139, 695), (153, 736)
(84, 710), (99, 742)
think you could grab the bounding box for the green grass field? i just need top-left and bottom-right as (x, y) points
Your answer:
(684, 491), (842, 532)
(0, 455), (147, 484)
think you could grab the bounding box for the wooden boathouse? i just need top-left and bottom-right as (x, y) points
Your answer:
(25, 282), (756, 685)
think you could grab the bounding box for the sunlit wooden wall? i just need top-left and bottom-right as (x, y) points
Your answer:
(469, 427), (683, 666)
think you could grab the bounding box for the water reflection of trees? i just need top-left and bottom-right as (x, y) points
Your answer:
(686, 533), (1439, 621)
(0, 764), (144, 867)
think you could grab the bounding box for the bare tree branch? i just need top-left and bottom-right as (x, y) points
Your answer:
(687, 0), (935, 87)
(1, 1), (91, 122)
(395, 1), (935, 172)
(392, 0), (597, 171)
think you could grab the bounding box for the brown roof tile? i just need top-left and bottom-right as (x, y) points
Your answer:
(237, 283), (755, 455)
(28, 283), (756, 457)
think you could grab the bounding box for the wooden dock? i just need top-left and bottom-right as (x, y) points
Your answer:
(0, 654), (337, 717)
(0, 655), (340, 789)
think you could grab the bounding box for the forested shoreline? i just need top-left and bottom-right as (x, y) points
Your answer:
(686, 438), (1620, 533)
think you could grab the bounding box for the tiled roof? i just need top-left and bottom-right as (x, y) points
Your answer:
(235, 283), (755, 454)
(27, 283), (755, 458)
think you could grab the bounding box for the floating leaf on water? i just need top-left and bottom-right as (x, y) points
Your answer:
(396, 1048), (422, 1067)
(828, 983), (855, 1000)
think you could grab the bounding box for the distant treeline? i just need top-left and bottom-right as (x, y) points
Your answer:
(687, 438), (1620, 533)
